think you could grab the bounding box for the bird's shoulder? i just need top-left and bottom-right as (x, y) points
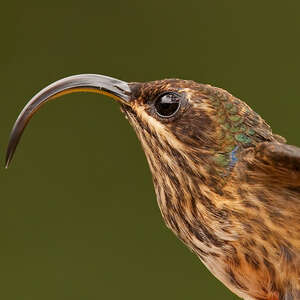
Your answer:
(236, 141), (300, 187)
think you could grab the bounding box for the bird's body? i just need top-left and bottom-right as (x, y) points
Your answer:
(6, 75), (300, 300)
(125, 80), (300, 300)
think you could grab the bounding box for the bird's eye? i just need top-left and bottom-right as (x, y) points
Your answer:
(154, 92), (181, 118)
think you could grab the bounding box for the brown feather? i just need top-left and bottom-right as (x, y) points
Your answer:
(123, 79), (300, 300)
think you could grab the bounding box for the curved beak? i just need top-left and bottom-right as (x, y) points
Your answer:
(5, 74), (132, 168)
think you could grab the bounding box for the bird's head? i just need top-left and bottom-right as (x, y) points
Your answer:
(5, 74), (273, 192)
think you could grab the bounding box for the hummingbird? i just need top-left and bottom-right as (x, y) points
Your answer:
(5, 74), (300, 300)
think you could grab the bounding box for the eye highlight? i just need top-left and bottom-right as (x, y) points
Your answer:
(154, 92), (181, 118)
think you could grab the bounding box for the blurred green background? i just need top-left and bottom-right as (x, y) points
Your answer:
(0, 1), (299, 299)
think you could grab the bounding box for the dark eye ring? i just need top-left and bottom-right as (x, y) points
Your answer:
(154, 92), (181, 118)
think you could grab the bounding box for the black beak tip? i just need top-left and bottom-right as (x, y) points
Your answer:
(5, 148), (13, 169)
